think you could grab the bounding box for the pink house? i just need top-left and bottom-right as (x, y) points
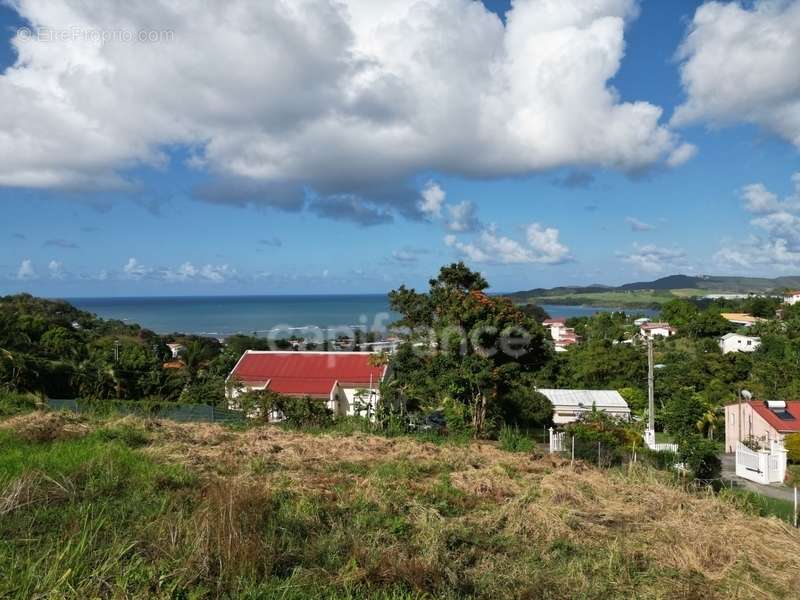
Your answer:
(724, 399), (800, 453)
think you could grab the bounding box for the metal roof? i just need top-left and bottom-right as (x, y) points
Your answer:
(537, 388), (630, 410)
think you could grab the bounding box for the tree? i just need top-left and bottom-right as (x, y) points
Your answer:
(388, 263), (549, 437)
(663, 387), (706, 438)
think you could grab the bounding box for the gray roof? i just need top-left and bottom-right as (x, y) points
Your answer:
(720, 333), (760, 341)
(537, 389), (630, 410)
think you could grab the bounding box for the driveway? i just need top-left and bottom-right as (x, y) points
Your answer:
(720, 453), (797, 503)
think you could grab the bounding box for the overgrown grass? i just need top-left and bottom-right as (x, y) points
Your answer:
(1, 412), (800, 598)
(0, 392), (39, 417)
(497, 425), (534, 453)
(719, 487), (796, 522)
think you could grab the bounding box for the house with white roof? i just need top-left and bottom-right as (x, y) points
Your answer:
(639, 322), (676, 339)
(719, 333), (761, 354)
(537, 388), (631, 425)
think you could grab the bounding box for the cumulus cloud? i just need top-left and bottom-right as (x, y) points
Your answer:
(445, 201), (482, 233)
(384, 246), (428, 265)
(445, 223), (570, 265)
(48, 260), (65, 279)
(625, 216), (655, 232)
(162, 262), (233, 283)
(673, 0), (800, 147)
(16, 258), (38, 280)
(419, 181), (446, 218)
(122, 257), (233, 282)
(715, 173), (800, 269)
(122, 257), (150, 280)
(0, 0), (688, 223)
(618, 243), (687, 273)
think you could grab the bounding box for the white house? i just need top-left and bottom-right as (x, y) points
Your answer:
(537, 388), (631, 425)
(639, 322), (676, 339)
(633, 317), (650, 327)
(719, 333), (761, 354)
(784, 290), (800, 305)
(226, 351), (390, 420)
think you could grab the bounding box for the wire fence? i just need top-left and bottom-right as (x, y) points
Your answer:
(46, 398), (246, 424)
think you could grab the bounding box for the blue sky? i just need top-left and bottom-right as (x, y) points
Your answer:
(1, 0), (799, 296)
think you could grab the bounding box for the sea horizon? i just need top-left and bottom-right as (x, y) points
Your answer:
(64, 294), (657, 338)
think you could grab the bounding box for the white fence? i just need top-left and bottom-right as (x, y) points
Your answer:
(735, 441), (787, 485)
(643, 428), (678, 453)
(549, 427), (565, 453)
(649, 442), (678, 453)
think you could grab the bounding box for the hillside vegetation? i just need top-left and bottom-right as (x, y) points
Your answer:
(1, 410), (799, 599)
(505, 273), (800, 308)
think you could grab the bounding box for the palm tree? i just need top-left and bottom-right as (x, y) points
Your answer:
(179, 341), (211, 384)
(696, 408), (719, 440)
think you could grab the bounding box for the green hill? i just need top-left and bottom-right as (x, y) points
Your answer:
(506, 274), (798, 308)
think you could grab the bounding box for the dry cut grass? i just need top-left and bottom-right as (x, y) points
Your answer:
(2, 411), (800, 599)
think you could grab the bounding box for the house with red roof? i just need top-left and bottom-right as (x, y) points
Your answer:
(784, 290), (800, 305)
(724, 399), (800, 453)
(226, 351), (390, 420)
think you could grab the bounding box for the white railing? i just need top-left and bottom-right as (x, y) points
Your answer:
(736, 442), (786, 485)
(644, 429), (678, 453)
(549, 427), (565, 453)
(649, 442), (678, 453)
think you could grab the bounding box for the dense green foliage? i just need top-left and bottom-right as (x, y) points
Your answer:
(388, 263), (551, 437)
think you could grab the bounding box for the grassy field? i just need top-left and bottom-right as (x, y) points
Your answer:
(2, 411), (800, 599)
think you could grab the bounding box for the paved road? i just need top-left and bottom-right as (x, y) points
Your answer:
(720, 453), (796, 503)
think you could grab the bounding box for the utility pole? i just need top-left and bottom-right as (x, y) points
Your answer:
(645, 336), (655, 448)
(113, 339), (120, 363)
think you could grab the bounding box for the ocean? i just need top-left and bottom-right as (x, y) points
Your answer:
(68, 295), (657, 338)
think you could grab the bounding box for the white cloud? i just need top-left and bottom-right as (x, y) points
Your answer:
(162, 262), (233, 283)
(445, 201), (481, 233)
(673, 0), (800, 147)
(618, 243), (687, 273)
(0, 0), (688, 220)
(525, 223), (570, 264)
(624, 216), (655, 232)
(666, 142), (697, 167)
(716, 173), (800, 269)
(16, 258), (38, 280)
(418, 181), (446, 218)
(47, 259), (65, 279)
(122, 257), (149, 279)
(445, 223), (570, 265)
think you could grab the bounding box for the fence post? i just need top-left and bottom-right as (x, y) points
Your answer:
(795, 487), (798, 528)
(597, 441), (601, 466)
(571, 435), (575, 467)
(211, 405), (215, 423)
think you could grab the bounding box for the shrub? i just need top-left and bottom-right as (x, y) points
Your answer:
(677, 434), (721, 480)
(785, 433), (800, 463)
